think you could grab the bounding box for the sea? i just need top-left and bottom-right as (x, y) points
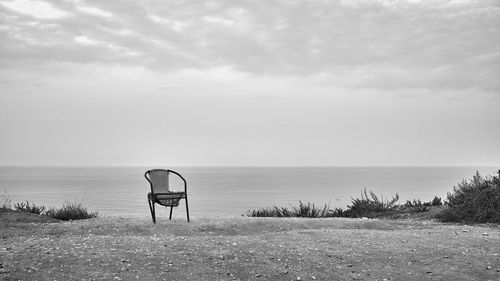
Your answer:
(0, 166), (497, 219)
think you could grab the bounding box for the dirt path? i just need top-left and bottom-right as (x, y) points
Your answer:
(1, 211), (499, 281)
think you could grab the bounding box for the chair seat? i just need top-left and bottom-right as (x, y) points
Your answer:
(148, 192), (185, 207)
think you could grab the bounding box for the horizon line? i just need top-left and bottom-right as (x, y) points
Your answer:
(0, 165), (498, 168)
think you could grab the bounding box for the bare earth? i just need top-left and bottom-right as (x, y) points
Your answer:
(1, 209), (499, 281)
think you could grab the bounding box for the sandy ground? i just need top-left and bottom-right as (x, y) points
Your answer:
(1, 209), (499, 281)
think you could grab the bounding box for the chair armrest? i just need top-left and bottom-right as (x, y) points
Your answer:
(167, 170), (188, 194)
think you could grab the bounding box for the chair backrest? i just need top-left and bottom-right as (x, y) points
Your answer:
(146, 169), (170, 193)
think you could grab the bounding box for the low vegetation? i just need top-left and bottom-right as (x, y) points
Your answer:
(1, 188), (12, 209)
(14, 201), (46, 214)
(248, 171), (500, 224)
(247, 201), (339, 218)
(1, 197), (98, 221)
(342, 189), (400, 218)
(436, 170), (500, 223)
(247, 188), (442, 219)
(247, 189), (442, 218)
(403, 196), (442, 213)
(44, 202), (98, 221)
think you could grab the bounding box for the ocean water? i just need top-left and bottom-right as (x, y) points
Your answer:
(0, 166), (497, 218)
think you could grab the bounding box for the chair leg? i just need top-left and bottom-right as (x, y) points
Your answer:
(148, 198), (156, 224)
(185, 197), (190, 222)
(169, 206), (173, 220)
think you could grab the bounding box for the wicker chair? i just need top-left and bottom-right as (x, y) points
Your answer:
(144, 169), (190, 223)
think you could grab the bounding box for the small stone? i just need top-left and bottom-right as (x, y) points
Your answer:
(311, 276), (316, 280)
(486, 266), (492, 270)
(443, 256), (449, 258)
(255, 274), (262, 277)
(296, 277), (302, 281)
(114, 277), (121, 280)
(482, 233), (489, 236)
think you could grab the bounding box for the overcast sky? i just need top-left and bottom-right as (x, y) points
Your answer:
(0, 0), (499, 167)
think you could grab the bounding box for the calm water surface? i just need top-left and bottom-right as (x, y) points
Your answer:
(0, 166), (497, 218)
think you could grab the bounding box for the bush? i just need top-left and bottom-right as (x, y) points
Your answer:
(294, 201), (331, 217)
(1, 189), (11, 209)
(436, 171), (500, 223)
(246, 189), (445, 219)
(247, 206), (289, 217)
(248, 201), (333, 218)
(45, 202), (98, 221)
(431, 196), (442, 206)
(14, 201), (46, 214)
(247, 190), (401, 218)
(403, 199), (429, 213)
(343, 189), (399, 218)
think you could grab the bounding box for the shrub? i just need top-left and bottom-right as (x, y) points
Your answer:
(246, 189), (444, 219)
(247, 190), (401, 218)
(247, 201), (333, 218)
(45, 202), (98, 221)
(431, 196), (442, 206)
(1, 189), (12, 209)
(247, 206), (288, 217)
(329, 207), (347, 217)
(436, 171), (500, 223)
(403, 199), (429, 213)
(343, 189), (399, 218)
(14, 201), (46, 214)
(294, 201), (331, 217)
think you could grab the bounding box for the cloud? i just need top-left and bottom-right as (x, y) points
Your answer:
(0, 0), (499, 91)
(1, 0), (67, 18)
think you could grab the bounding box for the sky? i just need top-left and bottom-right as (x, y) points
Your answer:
(0, 0), (499, 167)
